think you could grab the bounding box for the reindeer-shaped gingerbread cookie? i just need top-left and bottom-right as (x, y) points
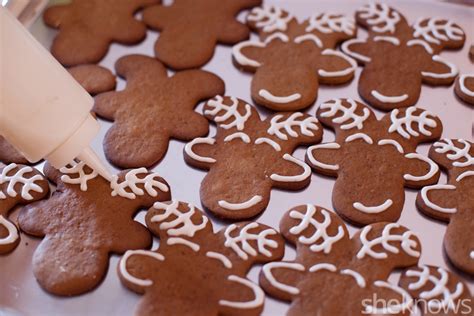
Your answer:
(260, 204), (422, 315)
(94, 54), (225, 168)
(184, 96), (322, 220)
(306, 98), (442, 226)
(118, 200), (285, 315)
(0, 164), (49, 254)
(232, 5), (357, 111)
(341, 3), (465, 111)
(416, 139), (474, 275)
(18, 161), (171, 296)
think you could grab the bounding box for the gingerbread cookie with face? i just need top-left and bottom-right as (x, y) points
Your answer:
(260, 204), (421, 315)
(142, 0), (262, 70)
(184, 96), (322, 220)
(44, 0), (158, 66)
(94, 55), (225, 168)
(454, 74), (474, 105)
(18, 161), (171, 296)
(232, 5), (357, 111)
(342, 3), (465, 110)
(0, 164), (49, 254)
(416, 139), (474, 275)
(118, 200), (285, 316)
(305, 98), (442, 226)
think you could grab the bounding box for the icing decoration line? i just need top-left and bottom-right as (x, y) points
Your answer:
(318, 49), (357, 78)
(307, 143), (341, 171)
(459, 74), (474, 97)
(0, 163), (44, 200)
(218, 195), (263, 211)
(262, 262), (305, 295)
(218, 275), (264, 309)
(184, 137), (216, 164)
(371, 90), (408, 104)
(0, 215), (19, 246)
(353, 199), (393, 214)
(120, 250), (165, 287)
(420, 184), (457, 214)
(270, 154), (311, 183)
(341, 38), (371, 63)
(206, 251), (232, 269)
(258, 89), (301, 104)
(224, 223), (278, 260)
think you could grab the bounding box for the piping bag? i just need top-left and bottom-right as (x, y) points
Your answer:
(0, 7), (112, 181)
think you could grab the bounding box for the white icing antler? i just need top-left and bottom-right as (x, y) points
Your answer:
(247, 5), (293, 33)
(224, 223), (278, 260)
(0, 164), (44, 200)
(413, 18), (464, 45)
(405, 266), (464, 310)
(60, 160), (98, 191)
(288, 205), (345, 254)
(388, 107), (437, 139)
(306, 13), (355, 36)
(151, 200), (208, 237)
(319, 99), (370, 130)
(267, 113), (319, 141)
(111, 168), (169, 199)
(357, 223), (420, 259)
(205, 96), (251, 131)
(357, 3), (401, 34)
(433, 139), (473, 168)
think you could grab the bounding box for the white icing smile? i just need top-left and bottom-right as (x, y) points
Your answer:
(218, 195), (263, 210)
(353, 199), (393, 214)
(371, 90), (408, 103)
(258, 89), (301, 104)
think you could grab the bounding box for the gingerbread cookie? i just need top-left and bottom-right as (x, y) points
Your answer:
(118, 200), (285, 315)
(232, 5), (357, 111)
(18, 161), (171, 295)
(341, 3), (465, 111)
(454, 74), (474, 105)
(0, 164), (49, 254)
(142, 0), (262, 70)
(44, 0), (158, 66)
(260, 204), (421, 315)
(399, 265), (473, 315)
(94, 55), (225, 168)
(305, 98), (442, 226)
(68, 65), (116, 95)
(416, 139), (474, 275)
(184, 96), (322, 220)
(0, 137), (29, 164)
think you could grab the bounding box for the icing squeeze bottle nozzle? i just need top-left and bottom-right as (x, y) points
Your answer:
(0, 7), (112, 181)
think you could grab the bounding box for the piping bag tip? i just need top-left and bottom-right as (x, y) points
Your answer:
(77, 146), (113, 182)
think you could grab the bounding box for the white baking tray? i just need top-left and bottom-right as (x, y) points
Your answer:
(1, 0), (473, 315)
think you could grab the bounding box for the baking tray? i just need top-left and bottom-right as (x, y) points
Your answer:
(1, 0), (473, 315)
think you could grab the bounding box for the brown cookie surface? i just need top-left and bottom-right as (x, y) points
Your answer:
(118, 200), (285, 316)
(0, 137), (29, 165)
(341, 3), (465, 110)
(416, 139), (474, 275)
(260, 204), (421, 315)
(68, 65), (116, 95)
(184, 96), (322, 220)
(94, 55), (225, 168)
(0, 164), (49, 254)
(454, 74), (474, 105)
(232, 5), (357, 111)
(44, 0), (158, 66)
(142, 0), (262, 70)
(306, 98), (442, 226)
(18, 161), (171, 296)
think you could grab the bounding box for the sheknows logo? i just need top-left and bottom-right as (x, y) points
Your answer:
(361, 294), (473, 315)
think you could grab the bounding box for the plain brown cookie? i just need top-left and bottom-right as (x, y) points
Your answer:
(68, 65), (116, 95)
(0, 137), (29, 165)
(341, 3), (465, 111)
(18, 161), (171, 296)
(454, 74), (474, 105)
(399, 265), (473, 316)
(93, 54), (225, 168)
(0, 164), (49, 254)
(232, 5), (357, 111)
(142, 0), (262, 70)
(44, 0), (158, 66)
(305, 98), (442, 226)
(118, 200), (285, 315)
(259, 204), (421, 315)
(184, 96), (322, 220)
(416, 139), (474, 275)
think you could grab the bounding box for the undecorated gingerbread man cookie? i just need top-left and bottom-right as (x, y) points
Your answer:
(44, 0), (158, 66)
(260, 204), (422, 315)
(94, 54), (225, 168)
(0, 163), (49, 254)
(232, 5), (357, 111)
(142, 0), (262, 70)
(184, 96), (322, 220)
(118, 200), (285, 315)
(342, 3), (465, 110)
(18, 161), (171, 296)
(416, 139), (474, 275)
(306, 98), (442, 226)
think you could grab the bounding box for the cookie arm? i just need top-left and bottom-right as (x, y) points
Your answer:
(416, 185), (458, 222)
(169, 70), (225, 106)
(340, 38), (372, 64)
(402, 153), (440, 188)
(316, 49), (357, 84)
(183, 137), (217, 170)
(269, 155), (312, 190)
(217, 20), (251, 44)
(232, 40), (266, 71)
(218, 275), (265, 315)
(259, 261), (305, 301)
(305, 143), (342, 177)
(43, 4), (70, 28)
(421, 55), (459, 85)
